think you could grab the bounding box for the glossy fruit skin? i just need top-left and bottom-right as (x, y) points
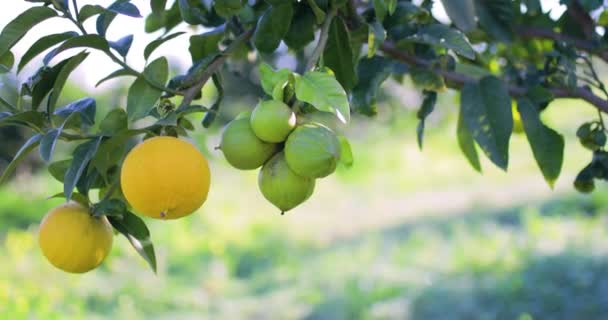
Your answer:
(220, 118), (278, 170)
(250, 100), (296, 142)
(121, 136), (211, 219)
(38, 202), (113, 273)
(284, 123), (341, 178)
(258, 152), (315, 212)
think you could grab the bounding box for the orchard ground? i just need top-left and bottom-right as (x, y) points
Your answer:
(3, 83), (608, 319)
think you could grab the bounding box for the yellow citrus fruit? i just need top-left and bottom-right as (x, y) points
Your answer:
(38, 202), (113, 273)
(120, 136), (211, 219)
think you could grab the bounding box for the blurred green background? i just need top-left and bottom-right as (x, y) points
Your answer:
(3, 65), (608, 319)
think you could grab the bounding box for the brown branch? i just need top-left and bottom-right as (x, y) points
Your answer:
(380, 41), (608, 113)
(515, 26), (608, 63)
(179, 28), (255, 108)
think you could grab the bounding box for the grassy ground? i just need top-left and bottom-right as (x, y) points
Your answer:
(2, 97), (608, 319)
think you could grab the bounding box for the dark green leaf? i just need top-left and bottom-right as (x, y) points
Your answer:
(410, 66), (446, 91)
(39, 128), (62, 162)
(0, 111), (46, 130)
(151, 0), (167, 14)
(77, 5), (105, 22)
(253, 3), (294, 54)
(100, 108), (128, 135)
(18, 31), (78, 72)
(64, 137), (103, 201)
(47, 191), (90, 207)
(47, 51), (89, 114)
(214, 0), (245, 17)
(457, 106), (481, 172)
(460, 76), (512, 170)
(43, 35), (110, 65)
(416, 91), (437, 149)
(108, 211), (157, 273)
(373, 0), (388, 22)
(0, 96), (16, 112)
(0, 6), (57, 59)
(189, 28), (223, 62)
(474, 0), (513, 42)
(127, 57), (168, 120)
(407, 24), (475, 59)
(284, 6), (316, 51)
(0, 51), (14, 73)
(367, 21), (386, 57)
(517, 98), (564, 187)
(90, 132), (133, 176)
(0, 134), (42, 186)
(323, 17), (356, 91)
(305, 0), (326, 24)
(352, 56), (393, 116)
(178, 0), (207, 25)
(48, 159), (71, 182)
(54, 97), (97, 126)
(295, 71), (350, 123)
(108, 1), (142, 17)
(109, 35), (134, 58)
(95, 69), (137, 87)
(97, 12), (117, 37)
(30, 59), (71, 109)
(144, 32), (185, 60)
(440, 0), (476, 32)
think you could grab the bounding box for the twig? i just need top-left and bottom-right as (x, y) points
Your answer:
(179, 28), (255, 108)
(380, 41), (608, 113)
(305, 9), (336, 71)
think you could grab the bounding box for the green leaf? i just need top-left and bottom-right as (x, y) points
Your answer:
(599, 10), (608, 27)
(259, 63), (291, 97)
(474, 0), (513, 42)
(77, 4), (106, 22)
(100, 109), (128, 135)
(144, 32), (185, 60)
(151, 0), (167, 14)
(338, 135), (353, 167)
(457, 106), (481, 172)
(39, 128), (62, 162)
(517, 98), (564, 188)
(53, 97), (97, 126)
(373, 0), (388, 22)
(351, 56), (393, 116)
(0, 96), (17, 112)
(214, 0), (246, 17)
(189, 28), (223, 62)
(295, 71), (350, 123)
(127, 57), (168, 121)
(48, 159), (71, 183)
(305, 0), (326, 24)
(95, 69), (137, 87)
(64, 137), (103, 201)
(0, 111), (46, 130)
(253, 3), (294, 54)
(416, 91), (437, 149)
(18, 31), (78, 72)
(29, 59), (71, 110)
(0, 133), (42, 186)
(47, 191), (90, 207)
(323, 17), (357, 91)
(178, 0), (207, 25)
(0, 51), (14, 73)
(108, 211), (157, 273)
(90, 132), (133, 177)
(407, 24), (475, 59)
(367, 21), (386, 58)
(0, 6), (57, 59)
(47, 51), (89, 114)
(440, 0), (476, 32)
(410, 66), (446, 91)
(460, 76), (512, 170)
(284, 5), (316, 51)
(43, 35), (110, 65)
(109, 34), (134, 58)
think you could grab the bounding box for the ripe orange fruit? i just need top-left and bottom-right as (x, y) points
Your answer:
(120, 136), (211, 219)
(38, 202), (113, 273)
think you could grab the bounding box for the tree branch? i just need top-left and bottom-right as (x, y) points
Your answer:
(380, 41), (608, 113)
(179, 28), (255, 109)
(515, 26), (608, 63)
(305, 9), (336, 71)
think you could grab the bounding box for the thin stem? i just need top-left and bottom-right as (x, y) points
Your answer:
(305, 9), (336, 71)
(100, 178), (119, 202)
(179, 28), (255, 108)
(105, 51), (180, 95)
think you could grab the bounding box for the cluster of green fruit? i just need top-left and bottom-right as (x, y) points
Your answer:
(219, 99), (343, 213)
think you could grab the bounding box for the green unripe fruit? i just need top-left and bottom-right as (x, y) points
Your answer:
(258, 152), (315, 213)
(298, 111), (342, 132)
(235, 111), (252, 120)
(285, 123), (341, 178)
(220, 118), (277, 170)
(250, 100), (296, 142)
